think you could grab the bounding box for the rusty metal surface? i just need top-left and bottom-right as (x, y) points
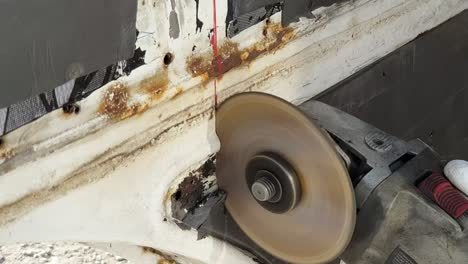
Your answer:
(97, 68), (170, 121)
(171, 156), (217, 224)
(187, 21), (295, 83)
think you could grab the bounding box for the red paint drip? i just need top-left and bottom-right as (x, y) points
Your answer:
(211, 0), (222, 109)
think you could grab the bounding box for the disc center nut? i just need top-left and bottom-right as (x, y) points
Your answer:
(251, 172), (282, 202)
(252, 177), (276, 201)
(246, 153), (301, 214)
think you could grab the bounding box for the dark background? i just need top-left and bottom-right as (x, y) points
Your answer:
(319, 10), (468, 162)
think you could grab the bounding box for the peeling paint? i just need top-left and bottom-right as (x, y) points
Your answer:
(170, 156), (216, 222)
(169, 11), (181, 39)
(123, 47), (147, 75)
(186, 21), (295, 82)
(172, 176), (204, 214)
(169, 0), (180, 39)
(194, 0), (203, 33)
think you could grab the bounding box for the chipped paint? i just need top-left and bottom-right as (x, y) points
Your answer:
(170, 156), (217, 222)
(169, 0), (180, 39)
(186, 21), (295, 82)
(172, 176), (204, 211)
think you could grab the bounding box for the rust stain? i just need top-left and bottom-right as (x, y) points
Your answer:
(142, 246), (159, 254)
(171, 87), (184, 100)
(98, 68), (169, 120)
(140, 68), (169, 100)
(186, 21), (295, 82)
(158, 259), (176, 264)
(0, 148), (14, 160)
(141, 247), (176, 264)
(0, 140), (15, 161)
(98, 82), (132, 120)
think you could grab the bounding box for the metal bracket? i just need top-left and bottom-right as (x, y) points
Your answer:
(299, 100), (427, 209)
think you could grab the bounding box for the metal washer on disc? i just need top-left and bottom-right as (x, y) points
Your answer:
(216, 92), (356, 264)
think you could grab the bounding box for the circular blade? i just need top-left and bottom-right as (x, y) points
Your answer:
(216, 93), (355, 264)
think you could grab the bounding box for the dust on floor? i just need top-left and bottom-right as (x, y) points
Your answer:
(0, 242), (132, 264)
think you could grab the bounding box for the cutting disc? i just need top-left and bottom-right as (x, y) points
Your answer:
(216, 92), (355, 264)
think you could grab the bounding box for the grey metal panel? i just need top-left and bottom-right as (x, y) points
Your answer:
(228, 0), (281, 18)
(282, 0), (349, 25)
(0, 0), (137, 109)
(282, 0), (315, 25)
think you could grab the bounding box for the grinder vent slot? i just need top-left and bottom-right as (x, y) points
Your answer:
(389, 152), (416, 173)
